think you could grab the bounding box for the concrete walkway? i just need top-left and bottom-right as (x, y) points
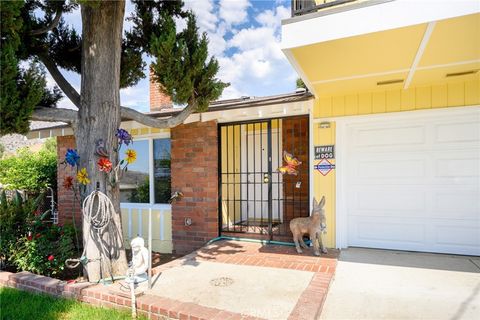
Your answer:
(320, 248), (480, 320)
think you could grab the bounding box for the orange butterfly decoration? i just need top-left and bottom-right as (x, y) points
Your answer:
(277, 151), (302, 175)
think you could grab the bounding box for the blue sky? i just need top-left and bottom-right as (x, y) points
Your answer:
(52, 0), (298, 112)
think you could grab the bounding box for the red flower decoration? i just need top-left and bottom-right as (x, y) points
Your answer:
(35, 233), (41, 239)
(63, 176), (74, 190)
(97, 157), (113, 173)
(48, 255), (54, 261)
(27, 234), (33, 241)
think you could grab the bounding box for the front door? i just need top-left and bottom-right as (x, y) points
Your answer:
(219, 116), (309, 241)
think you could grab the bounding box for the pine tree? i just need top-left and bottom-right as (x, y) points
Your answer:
(0, 0), (227, 281)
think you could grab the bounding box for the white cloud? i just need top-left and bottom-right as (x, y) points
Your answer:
(255, 5), (290, 29)
(184, 0), (218, 32)
(219, 0), (251, 25)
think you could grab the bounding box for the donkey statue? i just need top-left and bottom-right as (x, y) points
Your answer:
(289, 196), (328, 256)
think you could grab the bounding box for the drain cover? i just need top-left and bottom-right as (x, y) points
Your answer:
(210, 277), (234, 287)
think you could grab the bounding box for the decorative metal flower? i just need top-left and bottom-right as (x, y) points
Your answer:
(65, 149), (80, 167)
(125, 149), (137, 164)
(63, 176), (74, 190)
(116, 128), (132, 146)
(98, 157), (113, 173)
(77, 168), (91, 185)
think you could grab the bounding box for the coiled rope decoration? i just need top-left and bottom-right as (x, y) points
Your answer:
(65, 190), (114, 274)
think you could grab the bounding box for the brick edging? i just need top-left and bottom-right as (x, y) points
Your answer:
(0, 271), (264, 320)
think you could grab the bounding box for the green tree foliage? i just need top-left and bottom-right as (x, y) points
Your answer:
(0, 142), (57, 192)
(296, 78), (307, 90)
(0, 1), (62, 134)
(0, 0), (227, 135)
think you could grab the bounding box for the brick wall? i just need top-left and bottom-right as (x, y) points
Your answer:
(171, 120), (219, 254)
(149, 72), (172, 112)
(56, 135), (82, 227)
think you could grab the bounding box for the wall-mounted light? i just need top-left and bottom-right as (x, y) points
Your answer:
(319, 122), (331, 129)
(184, 217), (192, 226)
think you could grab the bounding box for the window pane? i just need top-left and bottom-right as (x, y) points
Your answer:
(120, 140), (150, 203)
(153, 139), (171, 203)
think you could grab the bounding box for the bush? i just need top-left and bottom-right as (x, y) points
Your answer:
(0, 191), (76, 277)
(0, 138), (57, 192)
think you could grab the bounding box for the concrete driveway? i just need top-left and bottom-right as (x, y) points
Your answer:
(320, 248), (480, 320)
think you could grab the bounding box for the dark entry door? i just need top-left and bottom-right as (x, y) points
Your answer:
(219, 116), (309, 241)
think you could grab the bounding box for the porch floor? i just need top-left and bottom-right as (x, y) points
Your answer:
(1, 240), (338, 320)
(139, 240), (338, 319)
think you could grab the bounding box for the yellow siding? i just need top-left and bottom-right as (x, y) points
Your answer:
(121, 208), (172, 253)
(314, 79), (480, 118)
(313, 123), (336, 248)
(220, 125), (241, 225)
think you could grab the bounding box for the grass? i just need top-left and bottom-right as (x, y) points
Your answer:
(0, 287), (147, 320)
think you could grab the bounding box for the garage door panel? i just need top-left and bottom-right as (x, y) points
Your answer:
(356, 158), (427, 179)
(352, 190), (427, 214)
(435, 156), (479, 178)
(433, 192), (480, 219)
(349, 217), (426, 244)
(344, 108), (480, 255)
(353, 125), (425, 147)
(435, 225), (479, 248)
(434, 121), (480, 143)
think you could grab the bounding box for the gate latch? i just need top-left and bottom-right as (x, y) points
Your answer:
(263, 173), (270, 183)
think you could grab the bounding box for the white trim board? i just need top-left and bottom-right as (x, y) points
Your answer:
(281, 0), (480, 50)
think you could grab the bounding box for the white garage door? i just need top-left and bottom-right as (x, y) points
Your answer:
(342, 107), (480, 255)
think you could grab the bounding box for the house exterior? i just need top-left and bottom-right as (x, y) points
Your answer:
(28, 0), (479, 256)
(282, 0), (479, 255)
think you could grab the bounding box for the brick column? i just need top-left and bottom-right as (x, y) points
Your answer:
(56, 135), (82, 227)
(171, 120), (219, 254)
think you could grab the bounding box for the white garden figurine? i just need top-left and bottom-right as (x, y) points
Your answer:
(126, 236), (149, 284)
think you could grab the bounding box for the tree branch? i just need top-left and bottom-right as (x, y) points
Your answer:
(38, 54), (81, 109)
(30, 8), (63, 36)
(31, 107), (78, 123)
(120, 100), (197, 128)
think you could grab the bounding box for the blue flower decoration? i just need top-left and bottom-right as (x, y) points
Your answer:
(116, 128), (132, 146)
(65, 149), (80, 167)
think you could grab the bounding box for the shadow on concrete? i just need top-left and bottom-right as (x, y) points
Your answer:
(180, 240), (247, 267)
(339, 247), (480, 273)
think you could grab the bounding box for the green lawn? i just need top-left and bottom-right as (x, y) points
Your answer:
(0, 287), (147, 320)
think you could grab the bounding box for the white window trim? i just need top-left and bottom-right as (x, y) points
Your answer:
(120, 132), (171, 207)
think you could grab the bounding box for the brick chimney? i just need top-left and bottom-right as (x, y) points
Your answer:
(149, 71), (172, 112)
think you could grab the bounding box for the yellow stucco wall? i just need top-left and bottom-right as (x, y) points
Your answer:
(312, 79), (480, 248)
(121, 208), (172, 253)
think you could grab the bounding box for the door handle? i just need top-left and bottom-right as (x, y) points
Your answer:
(263, 173), (270, 183)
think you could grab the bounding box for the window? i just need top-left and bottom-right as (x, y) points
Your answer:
(119, 137), (171, 204)
(153, 139), (171, 204)
(119, 140), (150, 203)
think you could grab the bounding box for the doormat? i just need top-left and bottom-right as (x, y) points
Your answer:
(234, 220), (281, 228)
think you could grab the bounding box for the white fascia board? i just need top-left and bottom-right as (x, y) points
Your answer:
(281, 0), (480, 50)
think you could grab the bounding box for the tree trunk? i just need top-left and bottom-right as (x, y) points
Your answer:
(76, 0), (128, 282)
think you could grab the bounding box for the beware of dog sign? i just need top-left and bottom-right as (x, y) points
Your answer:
(314, 145), (335, 160)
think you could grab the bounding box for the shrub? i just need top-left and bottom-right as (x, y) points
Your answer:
(0, 138), (57, 192)
(0, 191), (76, 277)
